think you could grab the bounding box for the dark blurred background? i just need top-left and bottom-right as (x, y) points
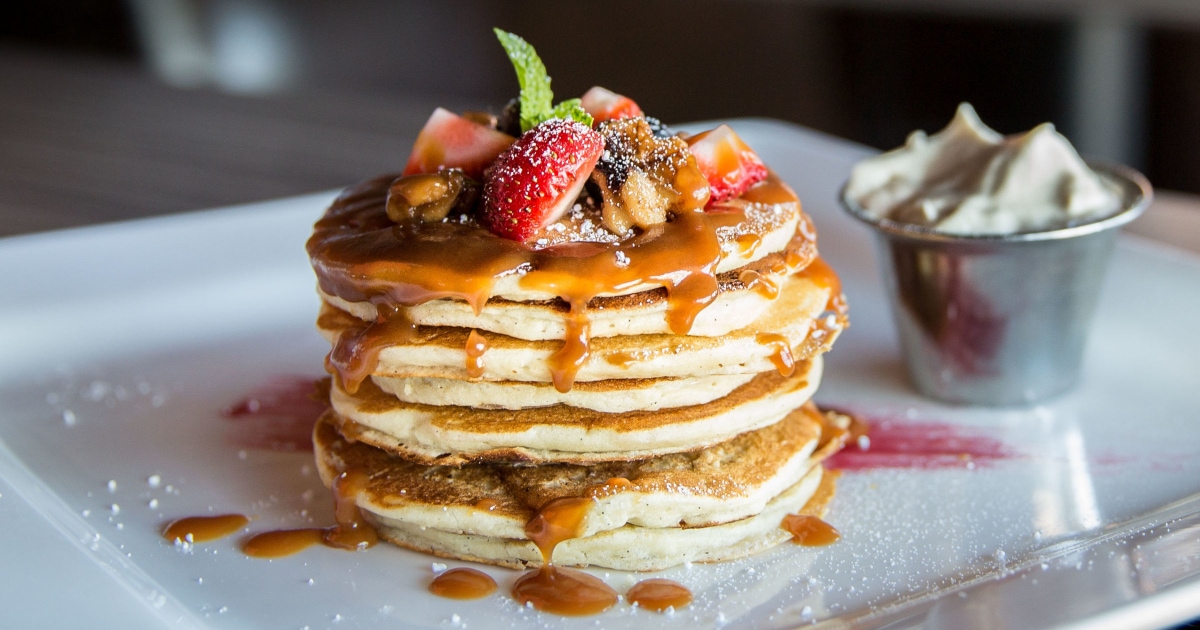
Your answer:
(2, 0), (1200, 239)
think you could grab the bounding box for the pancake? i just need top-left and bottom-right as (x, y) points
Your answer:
(313, 403), (843, 571)
(373, 372), (757, 413)
(318, 250), (803, 341)
(317, 266), (845, 385)
(328, 357), (823, 465)
(308, 173), (810, 306)
(371, 467), (831, 572)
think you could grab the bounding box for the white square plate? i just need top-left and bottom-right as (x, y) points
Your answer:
(2, 121), (1199, 629)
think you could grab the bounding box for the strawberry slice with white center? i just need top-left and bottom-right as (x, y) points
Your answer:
(686, 124), (769, 205)
(580, 86), (643, 124)
(482, 119), (604, 242)
(403, 108), (516, 180)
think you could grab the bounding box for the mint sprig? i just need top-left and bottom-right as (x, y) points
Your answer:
(549, 98), (589, 124)
(493, 28), (593, 132)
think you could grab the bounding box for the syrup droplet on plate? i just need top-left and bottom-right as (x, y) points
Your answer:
(429, 567), (498, 600)
(242, 528), (324, 558)
(512, 565), (618, 616)
(162, 514), (249, 543)
(782, 514), (841, 546)
(626, 578), (693, 612)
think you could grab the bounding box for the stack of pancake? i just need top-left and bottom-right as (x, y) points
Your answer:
(307, 172), (849, 572)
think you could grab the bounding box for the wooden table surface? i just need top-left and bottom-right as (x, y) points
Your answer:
(2, 46), (1197, 254)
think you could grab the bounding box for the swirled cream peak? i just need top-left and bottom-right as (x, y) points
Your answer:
(845, 103), (1122, 234)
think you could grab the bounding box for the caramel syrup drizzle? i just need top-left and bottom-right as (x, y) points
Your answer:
(736, 233), (762, 257)
(795, 256), (845, 316)
(512, 492), (618, 615)
(323, 470), (378, 550)
(744, 252), (840, 379)
(464, 329), (489, 378)
(738, 269), (780, 299)
(241, 470), (378, 559)
(756, 332), (797, 377)
(585, 477), (632, 499)
(602, 350), (637, 369)
(549, 301), (592, 392)
(308, 175), (809, 394)
(749, 255), (845, 377)
(523, 496), (593, 562)
(473, 498), (500, 512)
(327, 304), (417, 394)
(814, 408), (868, 457)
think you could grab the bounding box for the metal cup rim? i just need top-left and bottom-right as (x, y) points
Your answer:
(838, 161), (1153, 244)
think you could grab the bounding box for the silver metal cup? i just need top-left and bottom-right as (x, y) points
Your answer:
(841, 163), (1152, 406)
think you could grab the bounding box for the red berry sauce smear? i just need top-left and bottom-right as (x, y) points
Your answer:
(822, 405), (1019, 471)
(222, 375), (328, 452)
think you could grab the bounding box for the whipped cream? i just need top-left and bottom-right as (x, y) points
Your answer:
(845, 103), (1122, 235)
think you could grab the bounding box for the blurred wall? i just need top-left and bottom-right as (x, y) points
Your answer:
(5, 0), (1200, 195)
(495, 0), (849, 140)
(0, 0), (137, 57)
(831, 11), (1070, 150)
(1149, 28), (1200, 193)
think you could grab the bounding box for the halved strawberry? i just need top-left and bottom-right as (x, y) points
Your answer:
(686, 125), (768, 205)
(580, 86), (643, 124)
(482, 119), (604, 241)
(403, 108), (516, 180)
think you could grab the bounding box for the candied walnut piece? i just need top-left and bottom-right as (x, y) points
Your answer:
(386, 170), (480, 224)
(462, 110), (498, 128)
(644, 116), (676, 139)
(496, 98), (522, 137)
(592, 118), (711, 234)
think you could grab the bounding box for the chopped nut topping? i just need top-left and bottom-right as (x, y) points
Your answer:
(386, 170), (480, 224)
(592, 118), (710, 234)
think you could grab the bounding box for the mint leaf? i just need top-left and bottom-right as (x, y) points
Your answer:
(494, 29), (596, 132)
(493, 29), (552, 132)
(549, 99), (593, 127)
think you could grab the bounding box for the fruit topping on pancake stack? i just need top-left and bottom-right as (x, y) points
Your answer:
(306, 30), (850, 576)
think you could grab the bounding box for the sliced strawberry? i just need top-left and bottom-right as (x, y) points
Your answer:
(482, 119), (604, 241)
(403, 108), (515, 180)
(686, 125), (769, 205)
(580, 86), (643, 124)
